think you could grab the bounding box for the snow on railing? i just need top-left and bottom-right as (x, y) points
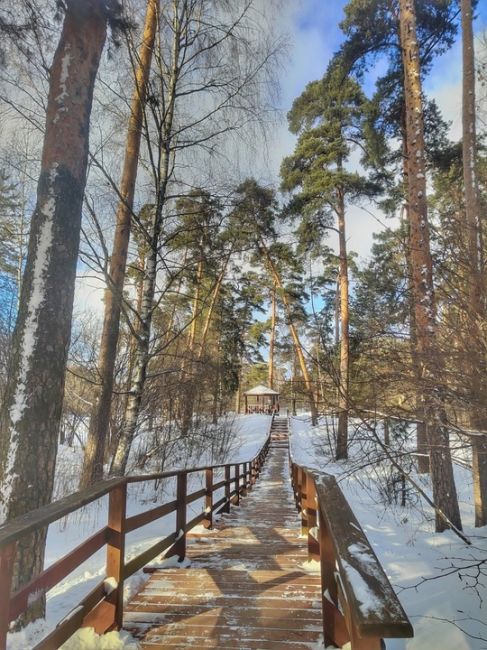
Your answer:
(288, 446), (414, 649)
(0, 431), (272, 650)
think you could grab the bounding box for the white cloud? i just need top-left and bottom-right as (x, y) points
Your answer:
(73, 270), (106, 322)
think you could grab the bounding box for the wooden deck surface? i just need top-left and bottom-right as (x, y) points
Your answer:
(123, 422), (324, 649)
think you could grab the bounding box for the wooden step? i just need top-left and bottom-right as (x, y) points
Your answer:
(123, 446), (322, 649)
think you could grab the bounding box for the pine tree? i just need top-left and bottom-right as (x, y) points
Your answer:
(80, 0), (158, 488)
(280, 61), (382, 458)
(460, 0), (487, 527)
(399, 0), (462, 532)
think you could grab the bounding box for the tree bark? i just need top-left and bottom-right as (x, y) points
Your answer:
(80, 0), (158, 487)
(336, 186), (350, 460)
(268, 281), (277, 389)
(111, 6), (180, 476)
(179, 256), (204, 436)
(461, 0), (487, 527)
(0, 0), (107, 622)
(399, 0), (462, 532)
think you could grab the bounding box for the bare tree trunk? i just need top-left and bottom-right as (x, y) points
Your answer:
(336, 186), (349, 460)
(180, 252), (231, 434)
(461, 0), (487, 527)
(0, 0), (107, 623)
(235, 364), (242, 414)
(334, 274), (340, 346)
(268, 281), (277, 389)
(399, 0), (462, 532)
(179, 257), (204, 436)
(81, 0), (158, 487)
(111, 6), (180, 476)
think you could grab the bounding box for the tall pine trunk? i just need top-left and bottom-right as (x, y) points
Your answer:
(111, 9), (180, 476)
(0, 0), (107, 622)
(179, 257), (204, 436)
(80, 0), (158, 487)
(399, 0), (462, 532)
(268, 281), (277, 389)
(336, 186), (350, 460)
(461, 0), (487, 527)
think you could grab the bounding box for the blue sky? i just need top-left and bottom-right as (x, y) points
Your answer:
(264, 0), (487, 261)
(75, 0), (487, 316)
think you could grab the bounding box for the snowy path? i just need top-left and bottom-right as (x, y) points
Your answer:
(123, 430), (323, 649)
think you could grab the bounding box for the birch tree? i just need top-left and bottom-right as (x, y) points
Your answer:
(80, 0), (159, 488)
(110, 0), (281, 475)
(0, 0), (111, 621)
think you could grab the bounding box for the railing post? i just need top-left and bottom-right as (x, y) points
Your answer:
(204, 468), (213, 529)
(234, 464), (240, 506)
(318, 510), (348, 649)
(0, 542), (16, 650)
(306, 478), (319, 561)
(300, 471), (308, 536)
(168, 472), (187, 560)
(106, 482), (127, 630)
(224, 465), (231, 513)
(294, 466), (302, 510)
(242, 462), (248, 495)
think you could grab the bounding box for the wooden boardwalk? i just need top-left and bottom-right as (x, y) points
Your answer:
(123, 420), (324, 649)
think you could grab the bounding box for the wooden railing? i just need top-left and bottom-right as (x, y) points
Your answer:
(290, 456), (414, 649)
(0, 427), (272, 650)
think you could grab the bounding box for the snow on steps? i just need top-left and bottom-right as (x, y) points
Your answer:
(123, 444), (323, 649)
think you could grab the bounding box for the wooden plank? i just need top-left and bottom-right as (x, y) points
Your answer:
(166, 473), (187, 560)
(0, 542), (16, 650)
(10, 527), (108, 622)
(124, 445), (323, 649)
(104, 483), (127, 630)
(125, 500), (177, 533)
(125, 533), (178, 578)
(33, 580), (107, 650)
(0, 478), (124, 549)
(204, 468), (213, 529)
(312, 471), (413, 638)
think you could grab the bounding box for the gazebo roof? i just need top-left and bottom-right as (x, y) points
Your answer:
(244, 384), (279, 396)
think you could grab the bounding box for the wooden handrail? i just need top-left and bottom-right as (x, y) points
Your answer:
(289, 455), (414, 649)
(0, 420), (273, 650)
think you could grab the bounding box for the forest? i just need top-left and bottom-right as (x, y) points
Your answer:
(0, 0), (486, 649)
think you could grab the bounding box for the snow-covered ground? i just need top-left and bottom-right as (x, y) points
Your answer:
(6, 414), (271, 649)
(9, 412), (486, 649)
(291, 415), (487, 650)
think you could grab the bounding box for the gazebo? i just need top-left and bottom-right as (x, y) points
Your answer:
(244, 385), (280, 415)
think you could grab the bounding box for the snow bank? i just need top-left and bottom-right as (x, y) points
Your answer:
(60, 628), (138, 649)
(290, 414), (487, 649)
(6, 414), (270, 649)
